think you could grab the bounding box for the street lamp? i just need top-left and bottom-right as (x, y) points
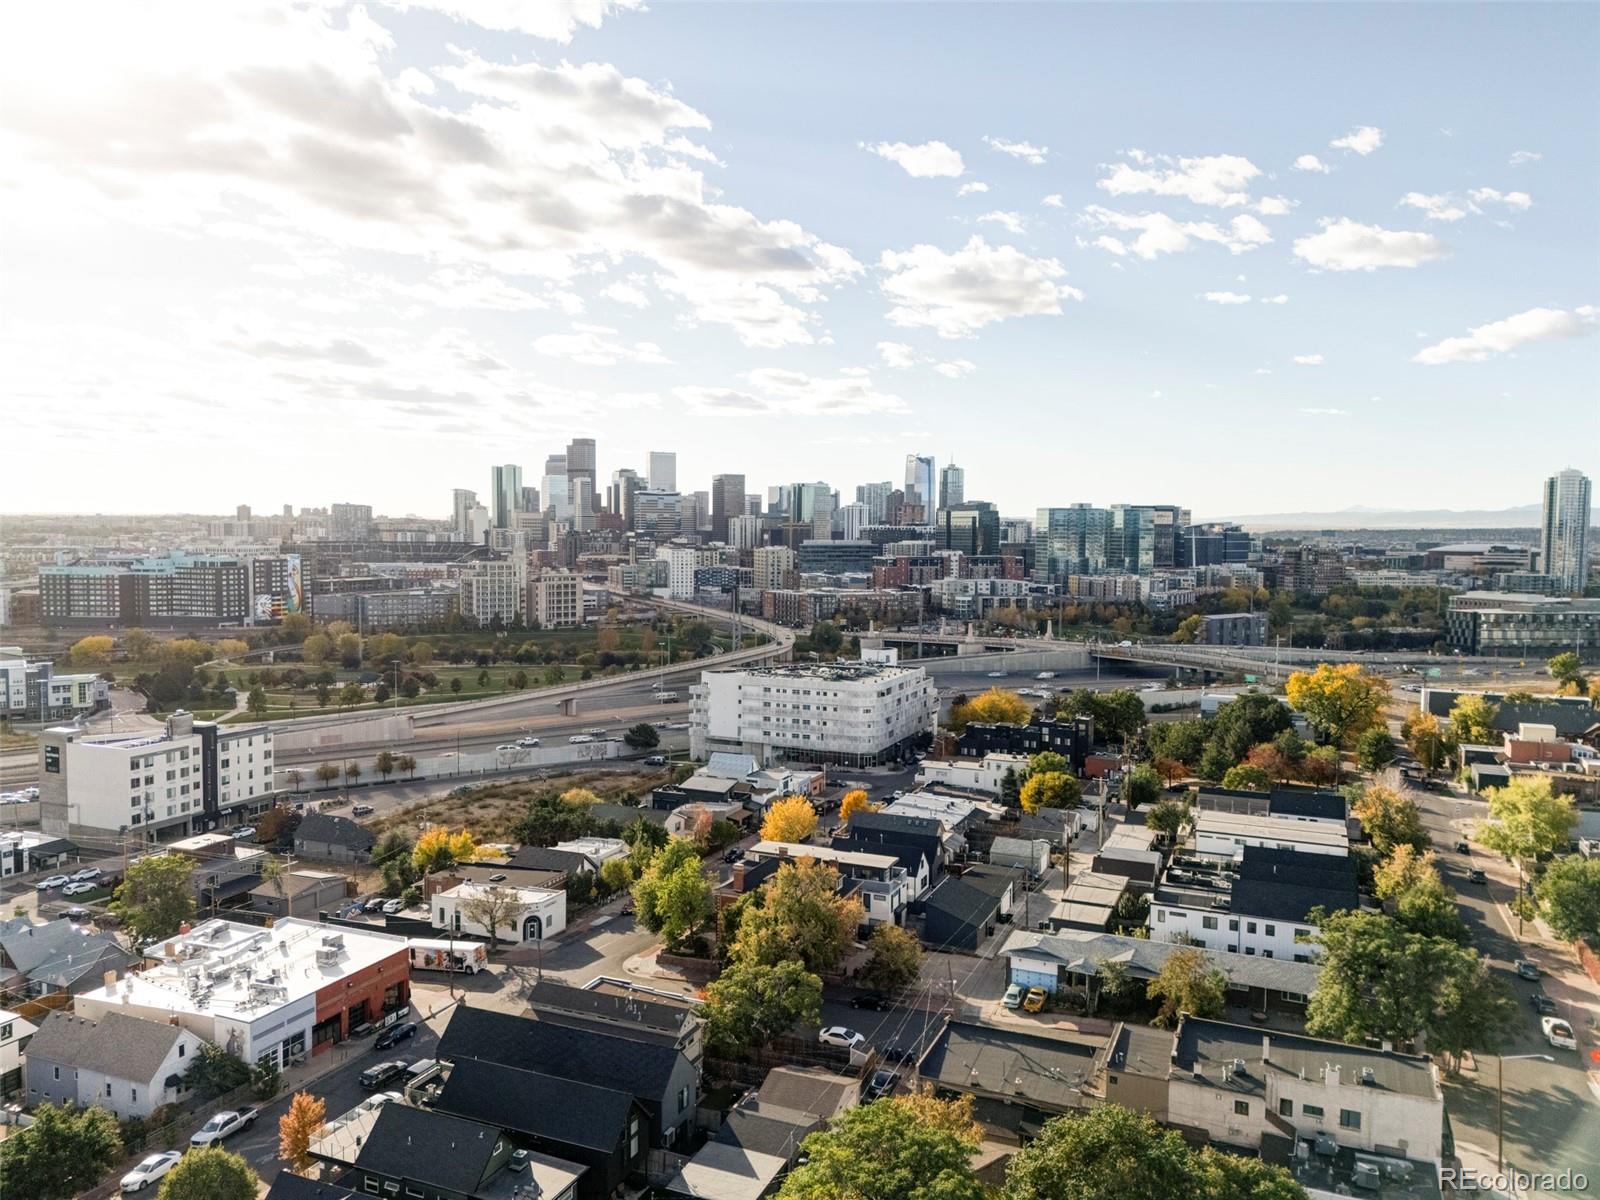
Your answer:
(1497, 1052), (1553, 1171)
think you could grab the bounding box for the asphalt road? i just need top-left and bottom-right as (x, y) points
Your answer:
(1404, 772), (1600, 1192)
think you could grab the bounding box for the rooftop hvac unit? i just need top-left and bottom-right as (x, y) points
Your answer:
(1352, 1162), (1382, 1191)
(315, 947), (339, 966)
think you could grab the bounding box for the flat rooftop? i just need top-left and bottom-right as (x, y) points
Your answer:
(748, 840), (899, 872)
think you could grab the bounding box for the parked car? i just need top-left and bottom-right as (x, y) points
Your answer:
(63, 906), (92, 922)
(644, 755), (667, 766)
(881, 1043), (919, 1064)
(120, 1151), (182, 1193)
(849, 991), (891, 1011)
(189, 1107), (257, 1147)
(1515, 959), (1542, 981)
(381, 898), (405, 915)
(722, 847), (744, 863)
(1542, 1016), (1577, 1050)
(364, 897), (388, 912)
(818, 1026), (865, 1051)
(1002, 983), (1024, 1010)
(352, 804), (375, 816)
(1530, 993), (1557, 1015)
(1022, 987), (1048, 1014)
(865, 1068), (899, 1101)
(70, 866), (103, 882)
(35, 875), (69, 891)
(359, 1060), (410, 1090)
(231, 827), (256, 841)
(1468, 868), (1487, 884)
(62, 881), (96, 896)
(374, 1021), (419, 1051)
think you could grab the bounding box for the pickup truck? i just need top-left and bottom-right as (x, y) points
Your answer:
(189, 1107), (258, 1147)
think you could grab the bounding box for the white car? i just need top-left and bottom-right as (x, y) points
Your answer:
(35, 875), (69, 891)
(189, 1107), (256, 1147)
(62, 881), (96, 896)
(230, 827), (256, 841)
(517, 737), (541, 747)
(496, 743), (519, 752)
(70, 866), (103, 882)
(986, 671), (1005, 678)
(120, 1150), (182, 1192)
(818, 1025), (866, 1051)
(568, 734), (594, 744)
(382, 898), (405, 914)
(1118, 640), (1134, 648)
(1542, 1016), (1577, 1050)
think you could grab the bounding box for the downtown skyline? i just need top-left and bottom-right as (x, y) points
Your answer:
(3, 1), (1597, 518)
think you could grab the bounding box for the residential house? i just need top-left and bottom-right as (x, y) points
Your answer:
(914, 752), (1031, 796)
(1193, 810), (1350, 861)
(505, 844), (594, 884)
(340, 1103), (583, 1200)
(829, 833), (932, 902)
(660, 1091), (819, 1200)
(438, 1004), (700, 1149)
(744, 841), (911, 926)
(665, 800), (747, 839)
(293, 812), (376, 864)
(0, 916), (138, 997)
(24, 1009), (203, 1118)
(754, 1065), (860, 1120)
(957, 717), (1095, 770)
(250, 870), (348, 920)
(919, 1019), (1103, 1139)
(921, 863), (1022, 952)
(432, 881), (567, 947)
(844, 810), (952, 873)
(0, 1007), (39, 1098)
(1150, 847), (1358, 960)
(1045, 871), (1130, 934)
(550, 838), (630, 872)
(526, 978), (705, 1068)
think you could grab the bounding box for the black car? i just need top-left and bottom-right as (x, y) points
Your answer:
(359, 1060), (408, 1090)
(1468, 868), (1487, 884)
(374, 1021), (418, 1051)
(881, 1043), (919, 1064)
(849, 991), (891, 1011)
(723, 847), (744, 864)
(865, 1068), (899, 1101)
(1531, 993), (1557, 1015)
(1455, 840), (1470, 854)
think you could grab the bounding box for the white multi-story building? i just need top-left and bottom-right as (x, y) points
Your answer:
(659, 546), (720, 600)
(528, 569), (582, 628)
(460, 559), (526, 625)
(38, 711), (273, 840)
(1193, 811), (1349, 860)
(1541, 467), (1591, 594)
(930, 576), (1029, 618)
(727, 514), (764, 551)
(690, 659), (935, 766)
(751, 546), (796, 592)
(0, 649), (108, 722)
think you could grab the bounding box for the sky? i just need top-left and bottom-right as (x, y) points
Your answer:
(3, 0), (1597, 521)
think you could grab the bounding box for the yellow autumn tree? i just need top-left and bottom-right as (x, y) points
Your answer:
(1285, 662), (1389, 748)
(839, 789), (878, 826)
(277, 1092), (326, 1172)
(760, 795), (818, 844)
(559, 787), (602, 807)
(950, 687), (1032, 732)
(412, 827), (479, 874)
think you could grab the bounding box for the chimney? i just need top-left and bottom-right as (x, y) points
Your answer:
(1262, 1035), (1271, 1064)
(102, 969), (118, 989)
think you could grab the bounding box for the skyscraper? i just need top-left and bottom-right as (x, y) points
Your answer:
(491, 465), (522, 529)
(1034, 505), (1110, 582)
(856, 481), (892, 524)
(711, 473), (746, 542)
(904, 454), (935, 510)
(566, 438), (597, 521)
(1541, 468), (1592, 594)
(939, 463), (965, 509)
(608, 468), (643, 524)
(648, 451), (676, 492)
(541, 455), (569, 522)
(937, 501), (999, 557)
(452, 488), (477, 540)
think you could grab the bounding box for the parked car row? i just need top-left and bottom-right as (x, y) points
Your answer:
(36, 866), (104, 892)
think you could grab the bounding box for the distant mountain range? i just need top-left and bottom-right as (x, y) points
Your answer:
(1213, 503), (1599, 532)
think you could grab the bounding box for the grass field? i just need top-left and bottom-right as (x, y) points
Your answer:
(367, 767), (673, 840)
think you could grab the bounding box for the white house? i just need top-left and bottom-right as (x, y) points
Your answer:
(914, 752), (1030, 796)
(1194, 811), (1349, 861)
(433, 881), (567, 947)
(24, 1009), (204, 1119)
(0, 1007), (38, 1099)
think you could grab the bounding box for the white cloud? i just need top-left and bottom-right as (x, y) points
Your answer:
(1331, 125), (1384, 155)
(1399, 192), (1470, 222)
(957, 181), (989, 196)
(1081, 206), (1272, 260)
(1253, 368), (1273, 375)
(1202, 291), (1252, 305)
(1469, 187), (1532, 211)
(1293, 218), (1450, 271)
(878, 235), (1082, 338)
(984, 135), (1048, 165)
(1293, 154), (1332, 173)
(1041, 194), (1064, 208)
(1509, 150), (1542, 165)
(1092, 235), (1128, 256)
(533, 327), (669, 366)
(601, 279), (650, 308)
(1261, 294), (1289, 305)
(1412, 305), (1598, 365)
(933, 358), (976, 378)
(861, 139), (965, 178)
(379, 0), (644, 41)
(1097, 152), (1261, 207)
(977, 210), (1027, 234)
(877, 341), (917, 369)
(1292, 354), (1324, 365)
(1299, 407), (1348, 416)
(675, 367), (910, 417)
(1255, 195), (1295, 216)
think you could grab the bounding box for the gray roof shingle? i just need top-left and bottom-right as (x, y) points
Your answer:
(24, 1010), (184, 1082)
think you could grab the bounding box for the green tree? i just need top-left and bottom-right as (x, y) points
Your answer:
(1000, 766), (1022, 806)
(1535, 855), (1600, 942)
(781, 1093), (983, 1200)
(314, 682), (332, 708)
(1020, 771), (1081, 813)
(1286, 663), (1389, 748)
(1145, 798), (1190, 845)
(860, 922), (924, 991)
(1448, 694), (1499, 745)
(623, 722), (661, 749)
(123, 627), (159, 660)
(112, 852), (197, 943)
(1192, 1148), (1309, 1200)
(0, 1101), (122, 1200)
(343, 760), (362, 787)
(155, 1146), (258, 1200)
(1475, 776), (1578, 871)
(701, 958), (823, 1058)
(246, 684), (268, 716)
(1146, 947), (1226, 1027)
(1002, 1106), (1197, 1200)
(1144, 719), (1210, 768)
(374, 750), (395, 781)
(1059, 689), (1146, 744)
(1355, 727), (1396, 771)
(1426, 951), (1518, 1075)
(1220, 764), (1271, 792)
(1121, 764), (1162, 809)
(336, 681), (365, 711)
(1400, 711), (1453, 771)
(301, 633), (333, 665)
(1352, 785), (1430, 858)
(599, 856), (634, 896)
(631, 837), (713, 947)
(734, 859), (863, 974)
(1202, 693), (1293, 777)
(1027, 751), (1072, 778)
(313, 761), (339, 788)
(1546, 650), (1587, 689)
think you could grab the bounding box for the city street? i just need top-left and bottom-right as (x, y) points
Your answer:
(1405, 775), (1600, 1194)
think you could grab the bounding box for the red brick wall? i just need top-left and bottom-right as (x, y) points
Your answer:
(313, 948), (411, 1048)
